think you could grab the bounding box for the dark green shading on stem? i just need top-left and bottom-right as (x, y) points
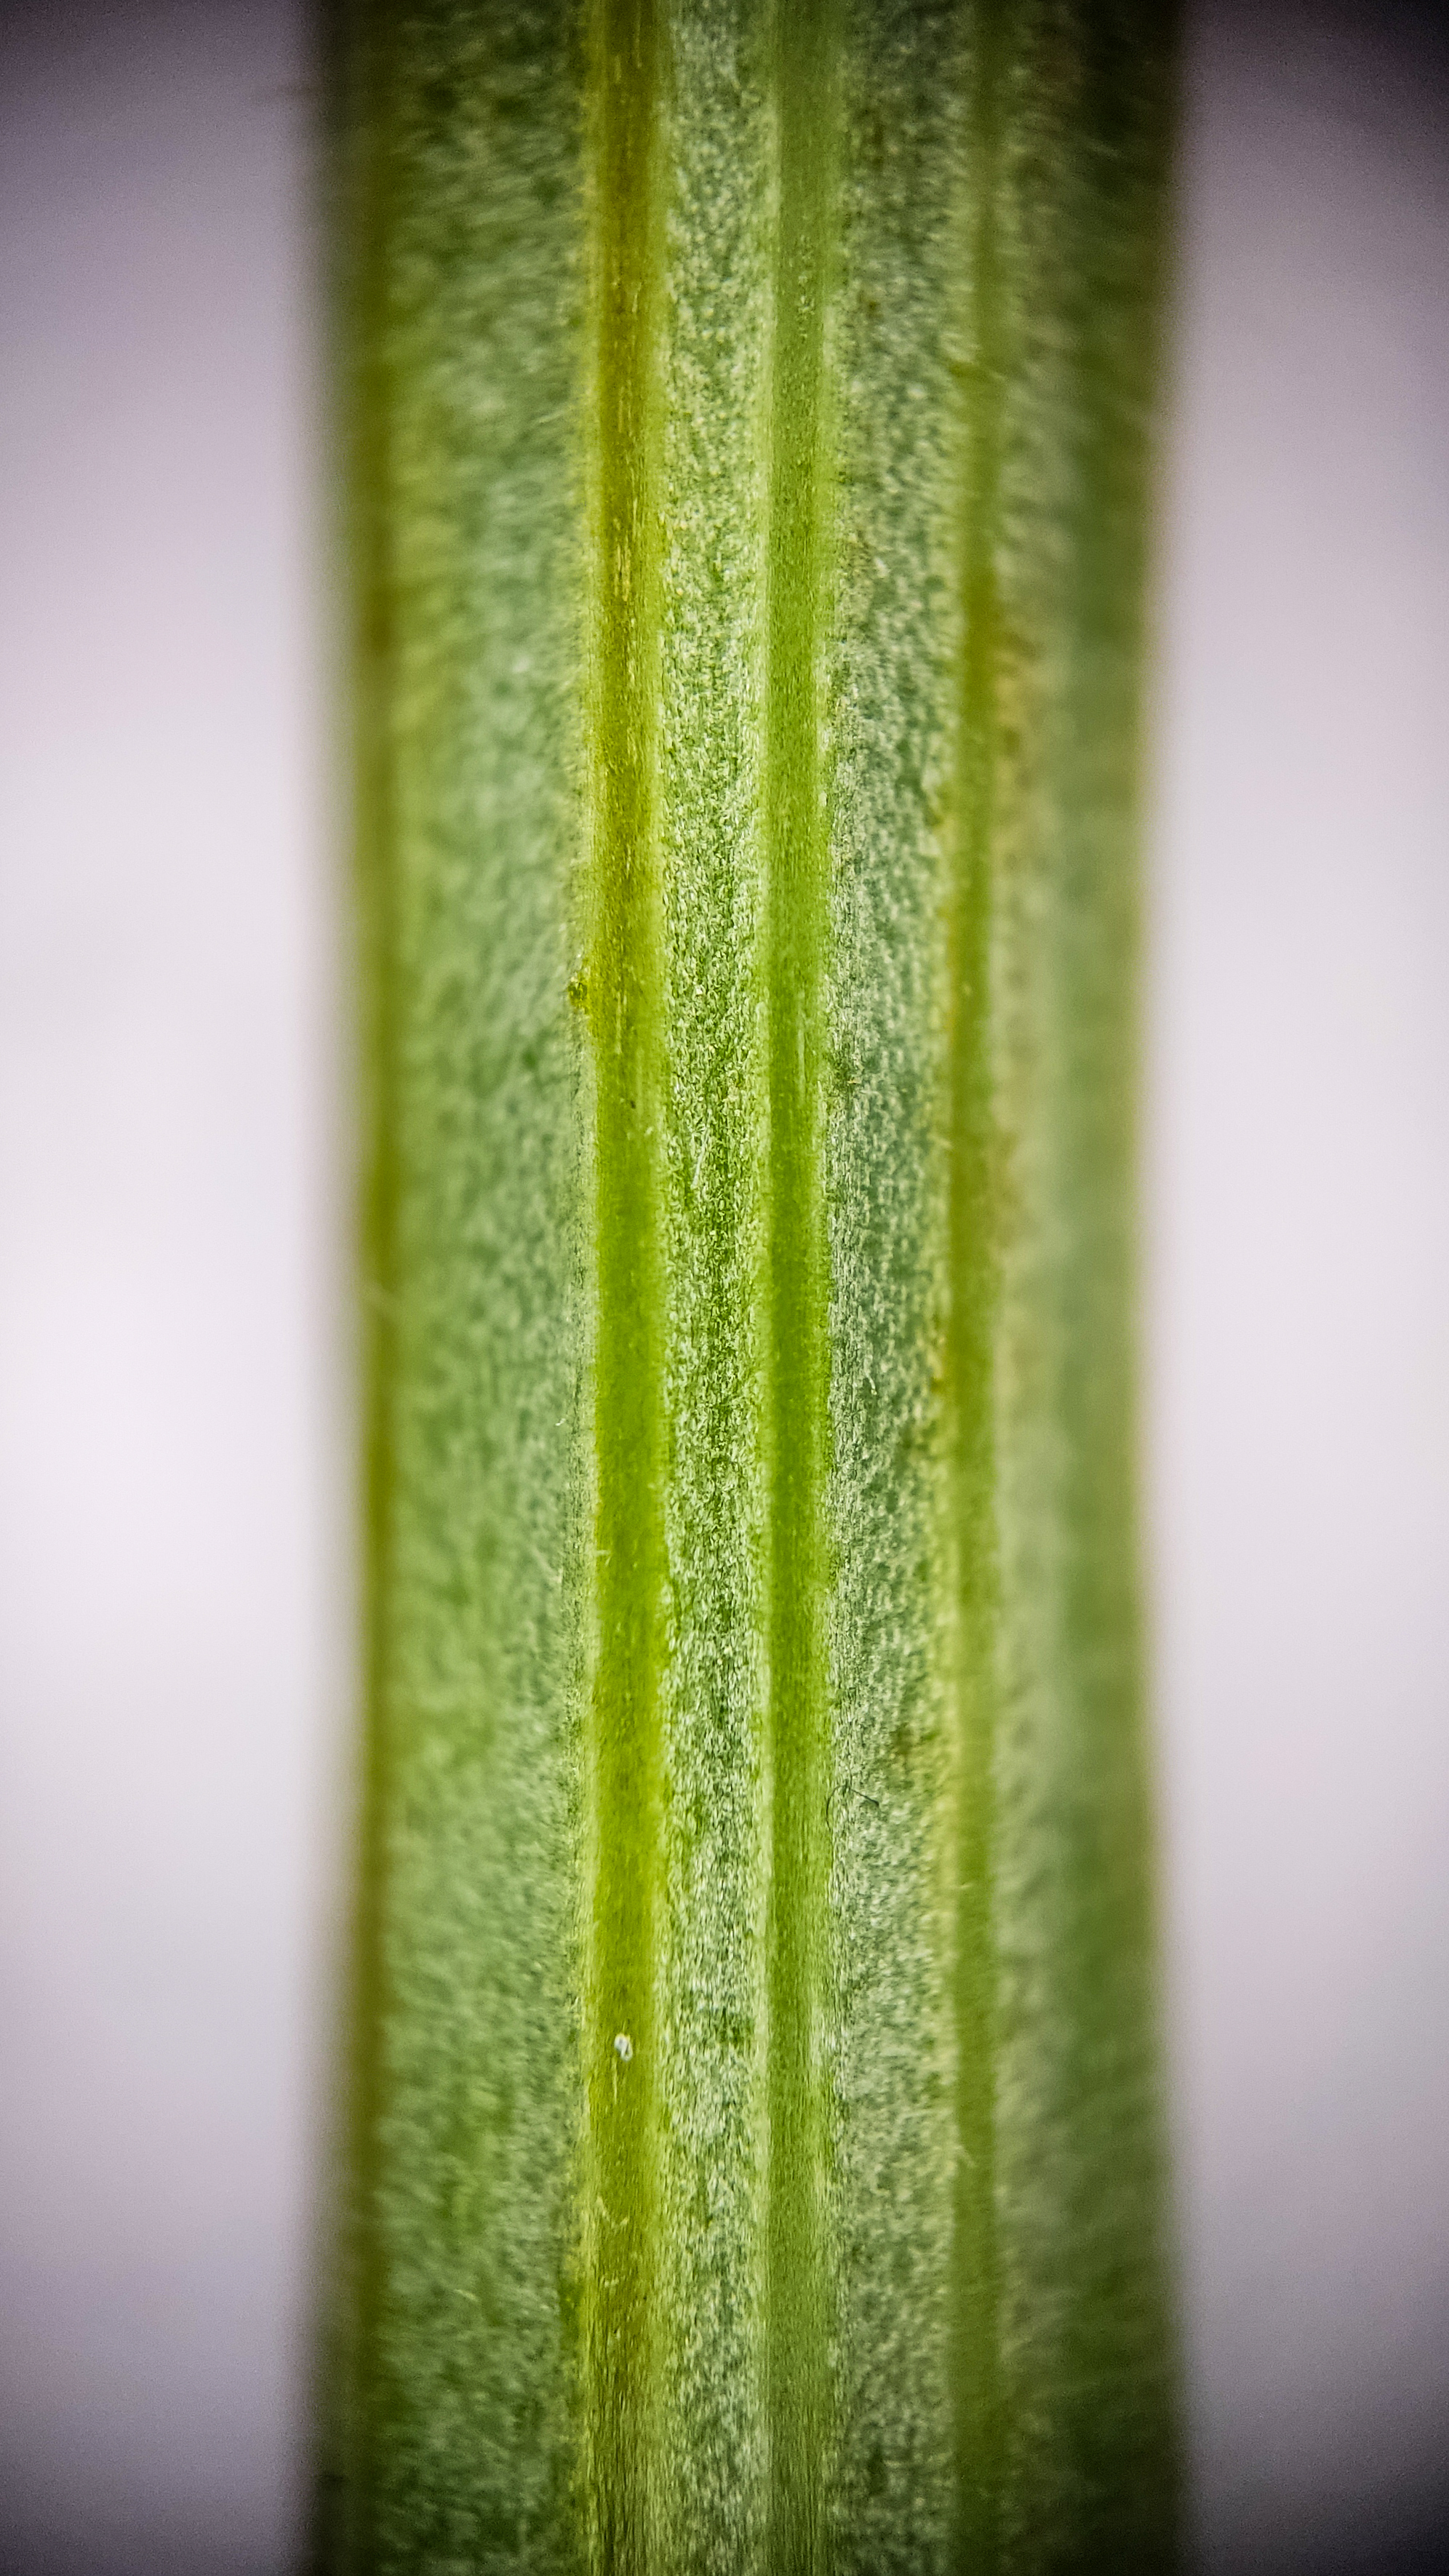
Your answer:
(322, 3), (1179, 2569)
(321, 2), (590, 2562)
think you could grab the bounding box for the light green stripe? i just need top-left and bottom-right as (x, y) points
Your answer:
(583, 0), (668, 2563)
(762, 4), (839, 2565)
(652, 3), (772, 2566)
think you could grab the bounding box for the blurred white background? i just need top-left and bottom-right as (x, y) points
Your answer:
(0, 7), (343, 2571)
(1151, 4), (1449, 2567)
(1, 1), (1445, 2569)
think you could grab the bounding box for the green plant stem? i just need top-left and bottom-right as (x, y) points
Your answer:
(322, 4), (1178, 2569)
(585, 0), (668, 2562)
(762, 3), (837, 2567)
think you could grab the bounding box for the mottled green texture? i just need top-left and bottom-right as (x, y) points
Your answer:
(581, 1), (668, 2564)
(760, 5), (838, 2566)
(324, 2), (1177, 2569)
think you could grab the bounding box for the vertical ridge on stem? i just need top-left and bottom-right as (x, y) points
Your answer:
(762, 0), (838, 2562)
(652, 1), (773, 2564)
(583, 0), (668, 2561)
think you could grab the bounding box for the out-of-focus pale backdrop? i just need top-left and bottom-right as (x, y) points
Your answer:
(1150, 5), (1449, 2569)
(1, 1), (1445, 2569)
(1, 7), (342, 2570)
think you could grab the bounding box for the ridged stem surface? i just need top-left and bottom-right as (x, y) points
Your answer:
(324, 4), (1177, 2569)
